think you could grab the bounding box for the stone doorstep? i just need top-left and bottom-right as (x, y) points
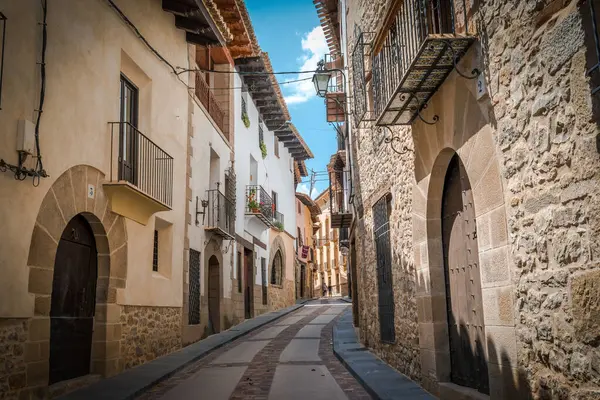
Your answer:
(438, 383), (490, 400)
(58, 303), (306, 400)
(332, 310), (438, 400)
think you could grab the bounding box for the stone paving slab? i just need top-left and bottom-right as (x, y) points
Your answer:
(250, 325), (289, 340)
(275, 315), (304, 325)
(268, 365), (348, 400)
(295, 324), (325, 338)
(310, 314), (338, 324)
(279, 338), (321, 362)
(59, 303), (305, 400)
(333, 310), (437, 400)
(211, 340), (270, 364)
(160, 366), (247, 400)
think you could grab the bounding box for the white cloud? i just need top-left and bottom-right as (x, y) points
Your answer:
(284, 26), (328, 105)
(297, 183), (319, 199)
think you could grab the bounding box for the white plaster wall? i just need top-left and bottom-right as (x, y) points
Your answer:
(188, 99), (235, 299)
(0, 0), (189, 315)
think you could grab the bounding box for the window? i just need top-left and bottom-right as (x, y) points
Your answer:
(272, 191), (278, 213)
(119, 75), (139, 185)
(373, 195), (395, 343)
(237, 252), (242, 293)
(259, 122), (264, 145)
(271, 250), (283, 286)
(152, 230), (159, 271)
(261, 257), (267, 305)
(297, 200), (302, 214)
(188, 249), (201, 325)
(274, 135), (280, 157)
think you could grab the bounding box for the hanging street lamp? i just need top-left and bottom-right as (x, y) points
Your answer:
(312, 60), (332, 97)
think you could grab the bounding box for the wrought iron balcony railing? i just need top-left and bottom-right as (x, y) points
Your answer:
(109, 122), (173, 207)
(352, 28), (376, 126)
(245, 185), (273, 226)
(324, 53), (346, 123)
(195, 73), (226, 134)
(204, 189), (235, 239)
(329, 170), (352, 228)
(273, 210), (284, 231)
(372, 0), (477, 126)
(585, 0), (600, 95)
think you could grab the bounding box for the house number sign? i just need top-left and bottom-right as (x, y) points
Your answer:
(88, 184), (95, 199)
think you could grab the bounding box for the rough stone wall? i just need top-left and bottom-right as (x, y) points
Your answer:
(481, 1), (600, 397)
(0, 320), (28, 400)
(268, 280), (295, 311)
(120, 306), (182, 370)
(347, 0), (600, 397)
(346, 0), (421, 382)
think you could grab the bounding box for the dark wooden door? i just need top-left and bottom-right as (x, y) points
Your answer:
(119, 75), (139, 184)
(208, 257), (220, 334)
(244, 250), (254, 319)
(374, 196), (395, 343)
(49, 215), (98, 384)
(442, 154), (488, 394)
(300, 264), (306, 298)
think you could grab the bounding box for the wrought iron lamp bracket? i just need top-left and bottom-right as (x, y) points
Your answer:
(382, 126), (414, 156)
(443, 40), (480, 80)
(195, 196), (208, 225)
(402, 92), (439, 126)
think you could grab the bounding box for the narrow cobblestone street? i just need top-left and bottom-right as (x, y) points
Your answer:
(137, 299), (371, 400)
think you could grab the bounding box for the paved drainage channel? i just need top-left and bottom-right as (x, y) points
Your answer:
(137, 300), (371, 400)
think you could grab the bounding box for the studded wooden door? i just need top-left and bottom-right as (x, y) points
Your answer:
(441, 154), (489, 394)
(49, 215), (98, 384)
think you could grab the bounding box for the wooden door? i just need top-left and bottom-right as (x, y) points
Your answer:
(208, 257), (220, 334)
(442, 154), (488, 394)
(49, 215), (98, 384)
(244, 250), (254, 319)
(374, 196), (395, 343)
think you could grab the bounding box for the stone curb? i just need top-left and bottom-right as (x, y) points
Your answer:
(332, 309), (437, 400)
(60, 302), (307, 400)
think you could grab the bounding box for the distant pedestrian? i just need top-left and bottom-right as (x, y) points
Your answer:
(328, 285), (332, 297)
(321, 282), (327, 297)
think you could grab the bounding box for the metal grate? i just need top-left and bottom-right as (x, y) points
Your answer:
(188, 249), (201, 325)
(259, 123), (264, 145)
(373, 196), (395, 343)
(261, 257), (267, 305)
(0, 13), (6, 110)
(205, 189), (235, 238)
(586, 0), (600, 95)
(152, 230), (159, 272)
(351, 27), (375, 125)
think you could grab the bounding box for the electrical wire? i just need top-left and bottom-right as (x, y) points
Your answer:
(209, 76), (312, 91)
(33, 0), (48, 186)
(176, 66), (329, 76)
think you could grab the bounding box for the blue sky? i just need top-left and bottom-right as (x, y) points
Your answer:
(245, 0), (336, 198)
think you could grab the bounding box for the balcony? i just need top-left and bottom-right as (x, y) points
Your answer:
(195, 73), (226, 134)
(324, 53), (346, 123)
(245, 185), (273, 227)
(315, 238), (329, 248)
(272, 210), (285, 231)
(372, 0), (477, 125)
(104, 122), (173, 225)
(204, 189), (235, 239)
(329, 170), (352, 228)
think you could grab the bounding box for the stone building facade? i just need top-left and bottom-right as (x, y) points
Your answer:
(316, 0), (600, 398)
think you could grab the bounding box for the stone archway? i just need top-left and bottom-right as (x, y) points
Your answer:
(411, 73), (516, 396)
(26, 165), (128, 386)
(268, 235), (286, 287)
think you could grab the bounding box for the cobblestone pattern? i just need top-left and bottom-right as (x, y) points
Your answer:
(120, 306), (182, 370)
(0, 319), (28, 400)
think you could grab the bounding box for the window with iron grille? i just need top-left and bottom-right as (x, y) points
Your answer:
(237, 252), (242, 293)
(373, 195), (395, 343)
(152, 230), (159, 272)
(584, 0), (600, 95)
(261, 257), (267, 305)
(188, 249), (201, 325)
(259, 122), (264, 145)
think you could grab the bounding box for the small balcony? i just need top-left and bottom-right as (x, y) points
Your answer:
(372, 0), (477, 125)
(324, 53), (346, 123)
(195, 73), (226, 134)
(104, 122), (173, 225)
(272, 210), (284, 231)
(329, 170), (352, 228)
(315, 238), (329, 248)
(204, 189), (235, 239)
(245, 185), (273, 227)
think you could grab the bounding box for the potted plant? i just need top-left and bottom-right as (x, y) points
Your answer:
(260, 141), (267, 159)
(242, 112), (251, 128)
(273, 221), (284, 231)
(247, 189), (259, 212)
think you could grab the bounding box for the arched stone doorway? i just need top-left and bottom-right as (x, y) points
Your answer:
(208, 255), (220, 334)
(441, 154), (488, 393)
(49, 214), (98, 384)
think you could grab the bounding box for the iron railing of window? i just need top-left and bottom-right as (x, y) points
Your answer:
(205, 189), (235, 239)
(586, 0), (600, 95)
(352, 27), (375, 125)
(325, 53), (344, 93)
(372, 0), (474, 124)
(195, 73), (226, 133)
(273, 210), (284, 230)
(329, 169), (350, 215)
(245, 185), (273, 224)
(337, 132), (346, 151)
(188, 249), (201, 325)
(0, 13), (6, 110)
(109, 122), (173, 207)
